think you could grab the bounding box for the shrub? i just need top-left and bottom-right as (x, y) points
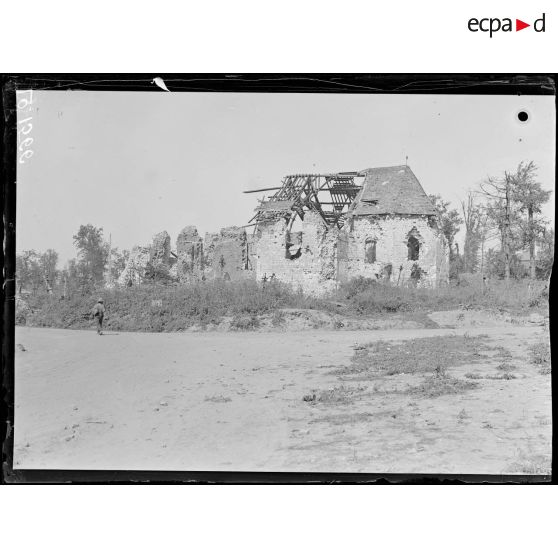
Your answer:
(529, 342), (551, 375)
(338, 276), (548, 316)
(407, 368), (479, 398)
(230, 314), (260, 331)
(16, 275), (549, 333)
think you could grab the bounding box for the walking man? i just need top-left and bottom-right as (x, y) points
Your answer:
(91, 298), (106, 335)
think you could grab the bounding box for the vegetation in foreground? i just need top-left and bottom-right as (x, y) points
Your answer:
(329, 332), (549, 399)
(529, 341), (552, 375)
(331, 334), (493, 398)
(15, 276), (549, 332)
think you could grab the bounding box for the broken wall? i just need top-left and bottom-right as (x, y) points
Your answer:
(175, 225), (254, 282)
(176, 226), (204, 281)
(117, 245), (152, 286)
(254, 210), (339, 295)
(204, 227), (252, 280)
(342, 215), (448, 287)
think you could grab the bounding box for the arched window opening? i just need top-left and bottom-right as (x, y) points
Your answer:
(407, 236), (420, 261)
(285, 230), (303, 260)
(365, 239), (377, 263)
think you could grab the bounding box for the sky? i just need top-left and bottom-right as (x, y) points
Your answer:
(16, 91), (556, 265)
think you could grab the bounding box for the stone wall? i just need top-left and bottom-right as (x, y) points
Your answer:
(341, 215), (448, 287)
(116, 214), (448, 291)
(252, 212), (448, 293)
(117, 245), (151, 286)
(254, 210), (339, 295)
(150, 231), (171, 267)
(176, 226), (204, 281)
(119, 226), (255, 286)
(203, 227), (252, 281)
(117, 231), (173, 286)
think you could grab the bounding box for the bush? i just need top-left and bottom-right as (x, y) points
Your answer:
(17, 280), (311, 332)
(16, 276), (549, 333)
(338, 276), (548, 316)
(529, 342), (551, 375)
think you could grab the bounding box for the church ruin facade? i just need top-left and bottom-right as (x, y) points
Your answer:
(117, 165), (449, 293)
(249, 165), (449, 293)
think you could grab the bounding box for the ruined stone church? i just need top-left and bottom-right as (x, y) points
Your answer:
(118, 165), (449, 293)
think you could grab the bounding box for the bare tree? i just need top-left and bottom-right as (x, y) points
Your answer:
(460, 191), (486, 273)
(477, 212), (491, 279)
(479, 171), (518, 282)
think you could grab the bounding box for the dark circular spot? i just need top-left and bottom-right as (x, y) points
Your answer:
(517, 110), (529, 123)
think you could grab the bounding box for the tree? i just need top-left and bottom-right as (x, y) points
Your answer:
(39, 249), (59, 294)
(16, 250), (41, 294)
(16, 249), (59, 295)
(429, 194), (463, 278)
(72, 224), (108, 287)
(479, 171), (520, 282)
(485, 248), (525, 280)
(509, 161), (551, 279)
(429, 195), (463, 256)
(480, 162), (550, 281)
(461, 192), (485, 274)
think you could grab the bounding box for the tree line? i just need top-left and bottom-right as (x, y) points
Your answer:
(16, 224), (129, 297)
(429, 160), (553, 281)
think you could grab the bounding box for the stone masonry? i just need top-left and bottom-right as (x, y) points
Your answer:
(118, 227), (254, 286)
(255, 210), (339, 295)
(252, 165), (449, 293)
(116, 165), (449, 293)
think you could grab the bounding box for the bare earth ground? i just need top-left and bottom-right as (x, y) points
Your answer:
(14, 320), (551, 474)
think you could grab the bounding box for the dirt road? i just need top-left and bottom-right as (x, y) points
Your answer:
(13, 325), (551, 474)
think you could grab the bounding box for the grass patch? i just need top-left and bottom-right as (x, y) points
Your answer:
(336, 334), (494, 379)
(303, 385), (367, 406)
(406, 368), (478, 398)
(18, 280), (323, 332)
(338, 277), (548, 316)
(529, 342), (551, 375)
(230, 314), (260, 330)
(465, 372), (517, 380)
(330, 334), (524, 399)
(17, 276), (548, 332)
(494, 346), (513, 361)
(271, 311), (286, 328)
(496, 362), (517, 372)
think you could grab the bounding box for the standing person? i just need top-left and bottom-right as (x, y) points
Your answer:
(91, 298), (106, 335)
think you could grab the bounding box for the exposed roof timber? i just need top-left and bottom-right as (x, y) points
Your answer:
(255, 200), (294, 212)
(249, 166), (436, 233)
(243, 186), (282, 193)
(250, 172), (364, 231)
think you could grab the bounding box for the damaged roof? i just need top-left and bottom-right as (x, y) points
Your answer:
(351, 165), (436, 216)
